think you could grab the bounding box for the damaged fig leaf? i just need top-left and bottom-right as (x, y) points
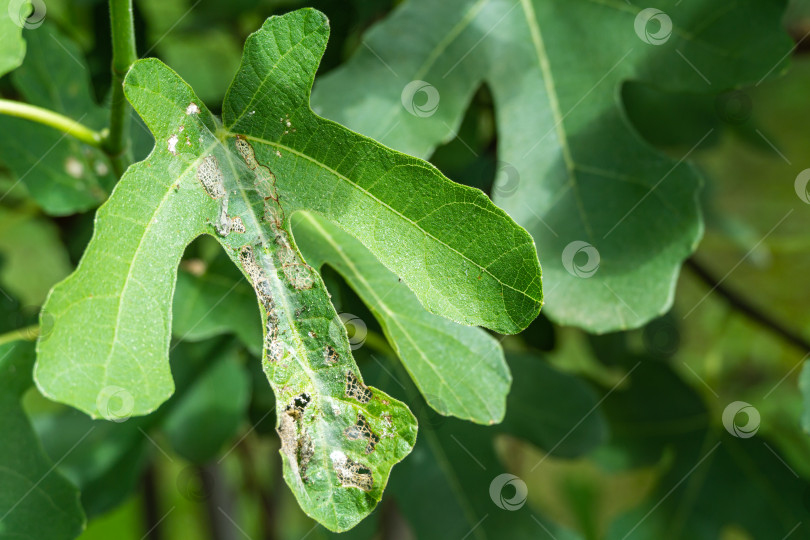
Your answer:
(223, 11), (541, 334)
(312, 0), (791, 332)
(34, 8), (542, 531)
(293, 211), (511, 425)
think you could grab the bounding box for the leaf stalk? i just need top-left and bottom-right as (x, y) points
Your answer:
(0, 325), (39, 348)
(0, 99), (104, 147)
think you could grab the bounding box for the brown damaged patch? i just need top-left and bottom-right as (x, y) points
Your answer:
(277, 393), (314, 481)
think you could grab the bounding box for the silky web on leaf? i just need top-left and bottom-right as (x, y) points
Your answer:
(330, 451), (374, 492)
(183, 108), (414, 525)
(278, 393), (314, 480)
(196, 155), (226, 199)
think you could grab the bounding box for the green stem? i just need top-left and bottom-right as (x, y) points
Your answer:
(105, 0), (137, 177)
(0, 325), (39, 347)
(0, 99), (104, 146)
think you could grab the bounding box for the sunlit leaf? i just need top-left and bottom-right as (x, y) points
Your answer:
(34, 9), (542, 530)
(0, 0), (26, 77)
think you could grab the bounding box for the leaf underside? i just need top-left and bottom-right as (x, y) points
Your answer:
(34, 8), (543, 531)
(0, 0), (25, 78)
(293, 211), (512, 425)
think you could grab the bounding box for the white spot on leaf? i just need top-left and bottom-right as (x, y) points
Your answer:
(167, 134), (179, 155)
(65, 156), (84, 178)
(94, 161), (109, 176)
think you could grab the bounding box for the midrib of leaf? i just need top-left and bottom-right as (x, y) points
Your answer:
(218, 174), (338, 522)
(213, 141), (328, 388)
(236, 132), (535, 316)
(214, 153), (329, 395)
(95, 77), (221, 392)
(297, 212), (492, 421)
(519, 0), (595, 242)
(202, 126), (418, 529)
(227, 31), (316, 127)
(319, 0), (736, 156)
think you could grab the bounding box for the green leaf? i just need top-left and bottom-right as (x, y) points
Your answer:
(0, 341), (85, 539)
(293, 210), (511, 425)
(34, 408), (151, 518)
(600, 361), (810, 539)
(0, 206), (72, 306)
(31, 9), (542, 530)
(162, 349), (251, 463)
(35, 52), (417, 530)
(172, 249), (262, 355)
(502, 353), (607, 458)
(312, 0), (791, 332)
(0, 0), (26, 77)
(0, 23), (116, 215)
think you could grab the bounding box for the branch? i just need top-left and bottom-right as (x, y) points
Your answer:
(685, 258), (810, 352)
(105, 0), (138, 177)
(0, 100), (104, 147)
(140, 464), (163, 540)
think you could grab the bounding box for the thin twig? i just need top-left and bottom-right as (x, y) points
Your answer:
(140, 465), (162, 540)
(686, 257), (810, 352)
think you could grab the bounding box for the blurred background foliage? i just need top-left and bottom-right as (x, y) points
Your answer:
(2, 0), (810, 538)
